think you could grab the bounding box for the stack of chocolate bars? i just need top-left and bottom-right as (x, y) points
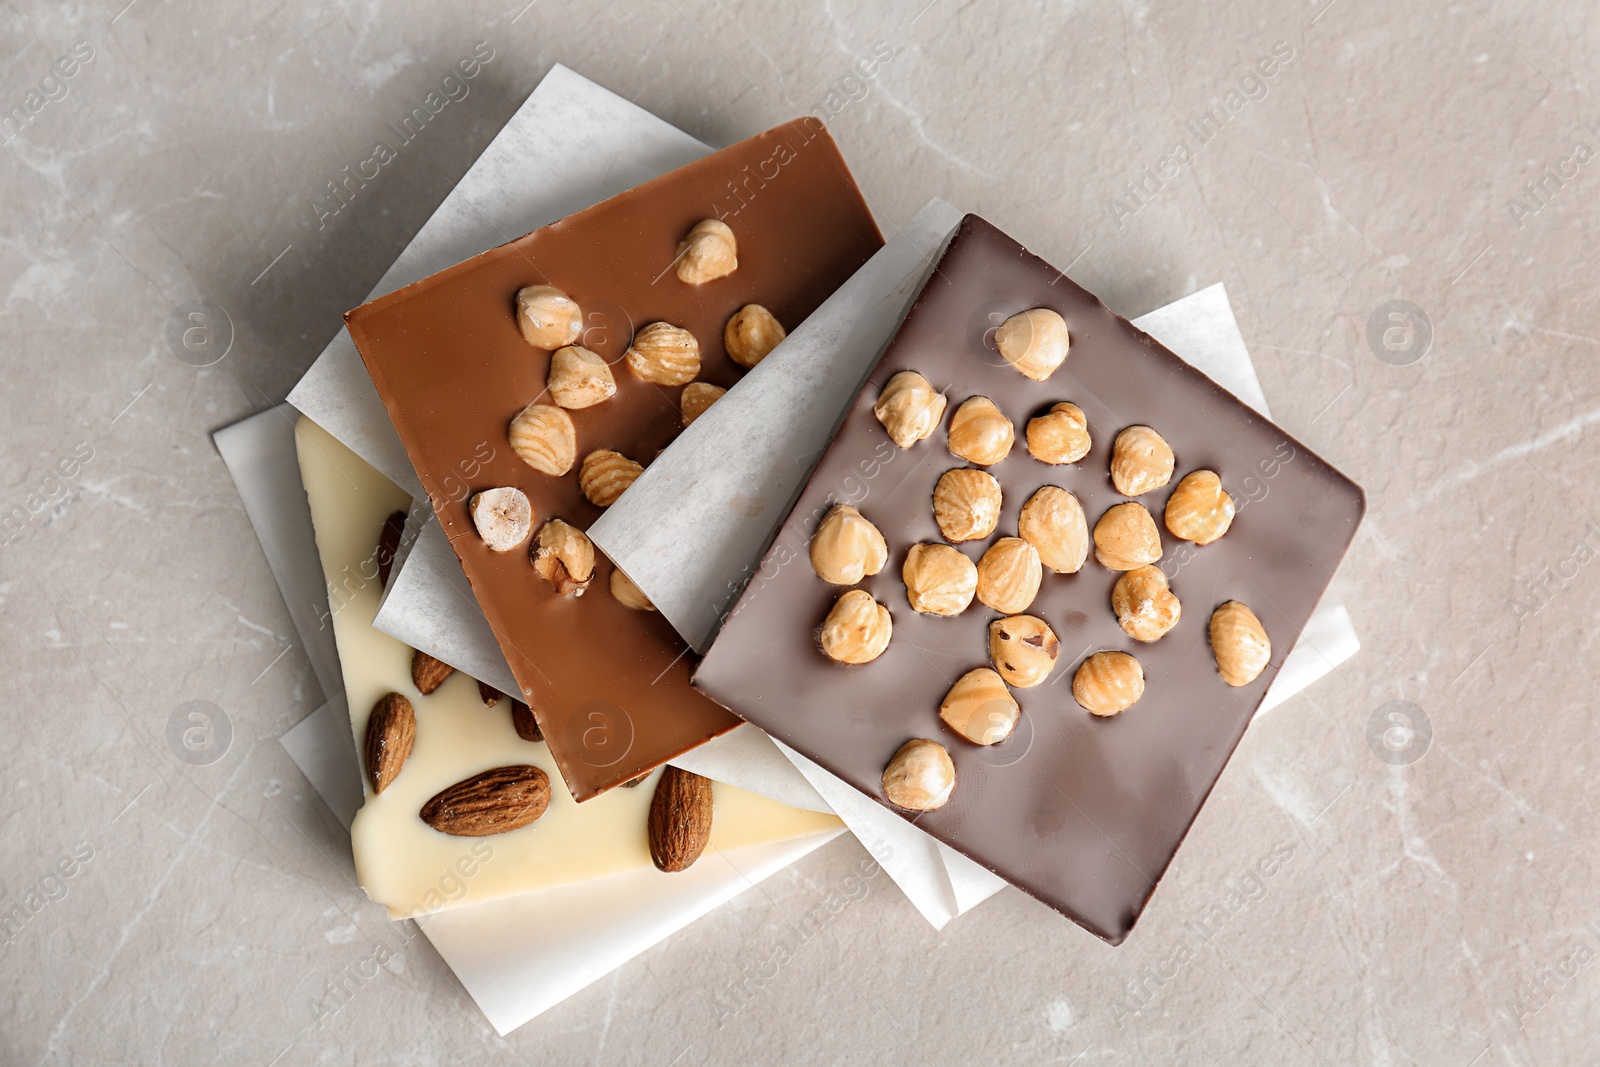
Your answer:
(220, 65), (1362, 1033)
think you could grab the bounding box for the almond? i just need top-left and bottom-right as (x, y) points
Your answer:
(648, 766), (714, 872)
(411, 650), (454, 695)
(420, 765), (551, 837)
(363, 692), (415, 795)
(510, 700), (542, 742)
(478, 680), (501, 707)
(377, 509), (407, 588)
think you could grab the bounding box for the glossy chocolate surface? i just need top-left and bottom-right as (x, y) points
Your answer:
(694, 215), (1364, 942)
(346, 121), (883, 800)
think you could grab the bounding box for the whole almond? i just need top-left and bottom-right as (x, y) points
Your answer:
(648, 766), (714, 872)
(420, 765), (551, 837)
(411, 650), (454, 695)
(510, 700), (543, 742)
(363, 692), (415, 795)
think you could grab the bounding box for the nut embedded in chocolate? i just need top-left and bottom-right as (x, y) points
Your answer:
(1110, 425), (1174, 497)
(1092, 501), (1163, 571)
(1165, 470), (1236, 545)
(411, 649), (454, 695)
(515, 285), (582, 350)
(508, 402), (577, 477)
(724, 303), (786, 368)
(882, 738), (956, 811)
(932, 467), (1002, 544)
(420, 765), (551, 837)
(809, 503), (888, 586)
(625, 322), (701, 386)
(510, 700), (542, 742)
(680, 382), (726, 427)
(674, 218), (738, 285)
(469, 487), (533, 552)
(478, 680), (502, 707)
(1025, 402), (1091, 465)
(579, 449), (645, 507)
(975, 537), (1042, 615)
(609, 567), (657, 611)
(649, 766), (715, 871)
(363, 692), (415, 794)
(873, 370), (947, 448)
(1209, 600), (1271, 686)
(994, 307), (1069, 381)
(818, 589), (893, 664)
(939, 668), (1019, 746)
(547, 345), (617, 410)
(1073, 650), (1145, 716)
(987, 615), (1060, 688)
(946, 396), (1014, 466)
(902, 543), (978, 616)
(1018, 485), (1088, 574)
(532, 519), (595, 596)
(1111, 565), (1181, 642)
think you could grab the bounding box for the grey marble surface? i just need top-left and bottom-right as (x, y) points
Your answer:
(2, 1), (1596, 1064)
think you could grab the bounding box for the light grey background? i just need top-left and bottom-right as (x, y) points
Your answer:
(1, 1), (1594, 1064)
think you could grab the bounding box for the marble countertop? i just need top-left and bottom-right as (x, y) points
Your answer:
(3, 0), (1595, 1063)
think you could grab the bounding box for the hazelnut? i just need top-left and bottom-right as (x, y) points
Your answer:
(579, 449), (644, 507)
(1209, 600), (1271, 686)
(1111, 565), (1181, 642)
(675, 218), (738, 284)
(515, 285), (582, 350)
(1165, 470), (1236, 545)
(819, 589), (893, 664)
(1072, 651), (1144, 716)
(881, 738), (956, 811)
(809, 504), (889, 586)
(1018, 486), (1088, 574)
(902, 543), (978, 616)
(609, 568), (656, 611)
(975, 537), (1042, 614)
(625, 322), (700, 385)
(946, 396), (1014, 466)
(987, 615), (1060, 688)
(873, 370), (947, 448)
(546, 345), (617, 409)
(1093, 502), (1162, 571)
(1026, 402), (1091, 464)
(939, 668), (1019, 746)
(468, 487), (533, 552)
(994, 308), (1069, 381)
(509, 402), (577, 476)
(532, 519), (595, 596)
(680, 382), (726, 426)
(724, 304), (786, 368)
(1110, 425), (1174, 496)
(932, 468), (1002, 543)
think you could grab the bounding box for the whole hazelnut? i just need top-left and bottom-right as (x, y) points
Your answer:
(809, 504), (889, 586)
(515, 285), (582, 350)
(532, 519), (595, 596)
(1111, 565), (1181, 642)
(873, 370), (947, 448)
(987, 615), (1060, 688)
(625, 322), (701, 385)
(882, 738), (956, 811)
(1026, 402), (1091, 464)
(818, 589), (893, 664)
(675, 218), (738, 285)
(1018, 486), (1088, 574)
(1110, 425), (1174, 497)
(994, 308), (1070, 381)
(932, 468), (1002, 543)
(546, 345), (617, 410)
(902, 543), (978, 616)
(1209, 600), (1271, 686)
(609, 568), (656, 611)
(939, 668), (1020, 746)
(724, 304), (786, 368)
(680, 382), (727, 427)
(579, 449), (645, 507)
(975, 537), (1042, 614)
(947, 396), (1014, 466)
(508, 402), (577, 476)
(1093, 501), (1162, 571)
(1165, 470), (1236, 545)
(1072, 651), (1145, 716)
(468, 487), (533, 552)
